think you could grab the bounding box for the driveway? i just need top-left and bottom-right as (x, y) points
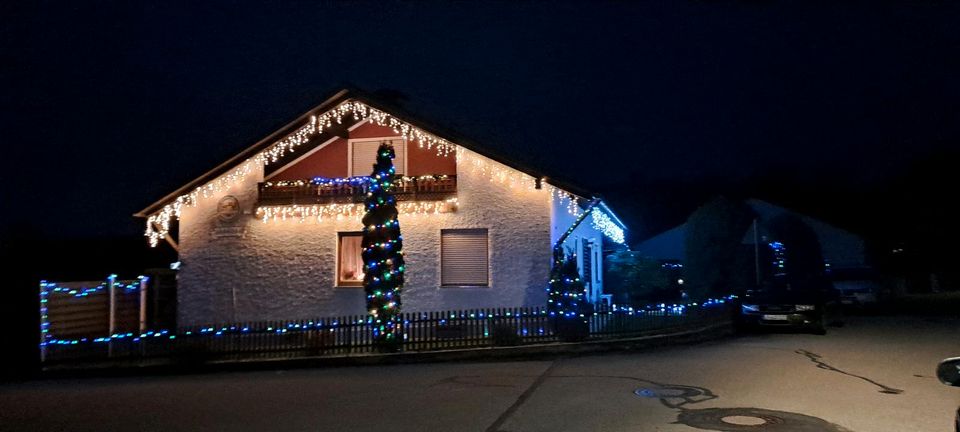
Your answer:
(2, 315), (957, 431)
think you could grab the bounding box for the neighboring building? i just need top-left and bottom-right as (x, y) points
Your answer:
(136, 89), (626, 325)
(635, 199), (874, 297)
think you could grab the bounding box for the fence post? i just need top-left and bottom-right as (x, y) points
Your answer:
(107, 274), (117, 358)
(138, 276), (148, 333)
(39, 281), (48, 363)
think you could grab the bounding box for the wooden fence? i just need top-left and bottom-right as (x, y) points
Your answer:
(40, 276), (149, 362)
(40, 302), (732, 364)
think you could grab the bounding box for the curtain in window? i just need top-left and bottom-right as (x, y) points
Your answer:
(339, 234), (364, 285)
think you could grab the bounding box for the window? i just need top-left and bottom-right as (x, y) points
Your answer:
(337, 232), (364, 287)
(441, 229), (489, 286)
(351, 138), (405, 176)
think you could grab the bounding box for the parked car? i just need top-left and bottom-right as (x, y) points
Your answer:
(937, 357), (960, 432)
(834, 280), (880, 308)
(738, 285), (842, 335)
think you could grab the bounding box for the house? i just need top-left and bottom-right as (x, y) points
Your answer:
(135, 88), (627, 325)
(634, 199), (874, 296)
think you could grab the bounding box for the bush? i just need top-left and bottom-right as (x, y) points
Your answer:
(605, 251), (680, 305)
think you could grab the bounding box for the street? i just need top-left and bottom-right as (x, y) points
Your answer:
(2, 315), (958, 432)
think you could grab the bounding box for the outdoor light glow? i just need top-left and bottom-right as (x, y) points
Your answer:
(591, 210), (625, 244)
(457, 148), (541, 192)
(256, 198), (458, 223)
(144, 101), (593, 246)
(360, 143), (406, 346)
(40, 292), (738, 348)
(551, 187), (582, 217)
(39, 276), (148, 349)
(769, 241), (787, 276)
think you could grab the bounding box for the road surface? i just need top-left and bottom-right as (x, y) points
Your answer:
(2, 315), (958, 431)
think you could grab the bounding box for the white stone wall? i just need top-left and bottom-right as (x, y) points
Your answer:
(176, 149), (554, 325)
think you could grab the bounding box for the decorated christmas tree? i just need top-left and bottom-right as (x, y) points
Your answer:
(548, 248), (589, 341)
(361, 143), (405, 350)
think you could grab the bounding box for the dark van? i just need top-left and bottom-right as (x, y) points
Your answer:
(738, 284), (842, 335)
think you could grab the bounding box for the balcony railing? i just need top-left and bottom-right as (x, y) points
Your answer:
(258, 175), (457, 206)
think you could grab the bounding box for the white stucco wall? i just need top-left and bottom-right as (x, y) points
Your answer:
(550, 198), (607, 303)
(176, 149), (555, 325)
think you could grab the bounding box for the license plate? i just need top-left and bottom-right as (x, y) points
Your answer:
(762, 314), (789, 321)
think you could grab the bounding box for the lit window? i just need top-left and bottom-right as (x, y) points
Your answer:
(351, 138), (405, 176)
(338, 232), (364, 287)
(441, 229), (489, 286)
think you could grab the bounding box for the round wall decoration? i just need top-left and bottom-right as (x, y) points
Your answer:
(217, 195), (241, 222)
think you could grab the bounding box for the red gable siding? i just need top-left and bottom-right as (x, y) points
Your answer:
(269, 121), (456, 181)
(407, 141), (457, 176)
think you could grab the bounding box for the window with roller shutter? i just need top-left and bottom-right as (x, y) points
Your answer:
(441, 229), (489, 286)
(350, 138), (406, 176)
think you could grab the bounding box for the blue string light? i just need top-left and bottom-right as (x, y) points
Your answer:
(39, 269), (736, 348)
(38, 296), (734, 348)
(769, 241), (787, 276)
(39, 275), (149, 349)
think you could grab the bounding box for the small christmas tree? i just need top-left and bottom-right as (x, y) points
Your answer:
(361, 142), (405, 351)
(548, 248), (589, 341)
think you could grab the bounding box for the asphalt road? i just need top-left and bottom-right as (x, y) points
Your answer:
(2, 315), (958, 432)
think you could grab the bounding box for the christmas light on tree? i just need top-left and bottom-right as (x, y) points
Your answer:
(548, 248), (590, 341)
(361, 142), (405, 350)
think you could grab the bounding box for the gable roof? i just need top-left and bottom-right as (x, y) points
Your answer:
(633, 224), (686, 261)
(135, 87), (598, 218)
(634, 199), (865, 269)
(741, 199), (866, 269)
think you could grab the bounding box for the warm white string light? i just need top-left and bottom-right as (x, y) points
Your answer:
(145, 100), (588, 247)
(551, 188), (581, 217)
(456, 148), (540, 191)
(261, 174), (452, 189)
(256, 198), (458, 223)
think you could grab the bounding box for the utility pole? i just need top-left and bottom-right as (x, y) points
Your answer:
(753, 219), (761, 287)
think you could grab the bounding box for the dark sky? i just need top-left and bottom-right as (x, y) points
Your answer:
(3, 1), (959, 241)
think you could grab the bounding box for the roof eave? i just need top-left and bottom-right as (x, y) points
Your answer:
(135, 87), (603, 218)
(133, 88), (355, 218)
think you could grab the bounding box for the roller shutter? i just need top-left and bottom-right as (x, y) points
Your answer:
(441, 229), (489, 286)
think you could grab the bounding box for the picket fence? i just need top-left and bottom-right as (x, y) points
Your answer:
(41, 303), (732, 364)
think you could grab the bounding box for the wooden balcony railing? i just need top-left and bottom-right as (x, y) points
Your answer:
(258, 175), (457, 206)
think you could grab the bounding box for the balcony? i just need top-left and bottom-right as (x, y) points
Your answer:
(258, 175), (457, 206)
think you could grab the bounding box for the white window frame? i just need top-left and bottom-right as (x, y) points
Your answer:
(336, 232), (364, 288)
(440, 228), (490, 287)
(347, 136), (408, 177)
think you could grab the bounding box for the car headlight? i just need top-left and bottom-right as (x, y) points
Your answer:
(795, 304), (816, 311)
(741, 304), (759, 313)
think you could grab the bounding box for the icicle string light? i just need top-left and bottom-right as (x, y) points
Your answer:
(256, 199), (458, 223)
(456, 148), (541, 192)
(591, 210), (625, 244)
(145, 100), (589, 247)
(551, 188), (581, 217)
(261, 174), (453, 189)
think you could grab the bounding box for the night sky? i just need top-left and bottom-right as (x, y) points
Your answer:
(3, 1), (959, 243)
